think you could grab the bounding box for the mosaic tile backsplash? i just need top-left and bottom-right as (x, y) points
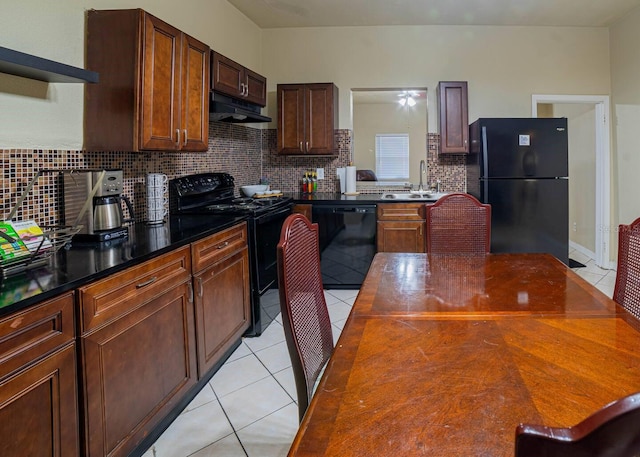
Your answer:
(0, 125), (466, 228)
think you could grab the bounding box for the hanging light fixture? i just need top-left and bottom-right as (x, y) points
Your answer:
(398, 92), (417, 107)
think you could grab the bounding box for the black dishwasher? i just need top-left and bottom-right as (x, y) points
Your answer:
(312, 204), (376, 288)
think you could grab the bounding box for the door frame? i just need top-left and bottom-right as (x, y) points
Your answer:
(531, 94), (611, 269)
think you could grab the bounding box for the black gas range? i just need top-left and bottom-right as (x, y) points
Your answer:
(169, 173), (293, 336)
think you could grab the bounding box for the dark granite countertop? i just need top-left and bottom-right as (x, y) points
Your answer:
(0, 215), (247, 318)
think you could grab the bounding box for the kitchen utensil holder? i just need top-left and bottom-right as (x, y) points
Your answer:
(1, 170), (83, 278)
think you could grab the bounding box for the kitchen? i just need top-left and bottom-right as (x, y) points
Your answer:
(1, 0), (639, 456)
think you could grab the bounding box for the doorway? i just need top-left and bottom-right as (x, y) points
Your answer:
(532, 95), (611, 269)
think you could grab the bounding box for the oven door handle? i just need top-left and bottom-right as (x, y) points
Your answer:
(255, 204), (293, 224)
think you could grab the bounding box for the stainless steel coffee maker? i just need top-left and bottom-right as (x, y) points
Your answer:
(63, 169), (134, 241)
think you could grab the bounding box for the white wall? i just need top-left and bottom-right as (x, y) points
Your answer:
(0, 0), (263, 149)
(261, 25), (610, 131)
(610, 7), (640, 227)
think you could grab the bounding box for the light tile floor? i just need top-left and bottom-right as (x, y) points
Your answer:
(569, 248), (617, 298)
(143, 289), (359, 457)
(144, 250), (615, 457)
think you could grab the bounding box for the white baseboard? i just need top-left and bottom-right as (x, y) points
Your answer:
(569, 241), (616, 270)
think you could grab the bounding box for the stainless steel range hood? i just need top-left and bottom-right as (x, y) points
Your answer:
(209, 92), (272, 123)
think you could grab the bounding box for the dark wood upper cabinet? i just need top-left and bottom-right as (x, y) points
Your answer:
(211, 52), (267, 107)
(85, 9), (209, 152)
(437, 81), (469, 154)
(277, 83), (338, 155)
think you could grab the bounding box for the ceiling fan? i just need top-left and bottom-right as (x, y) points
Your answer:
(398, 91), (421, 107)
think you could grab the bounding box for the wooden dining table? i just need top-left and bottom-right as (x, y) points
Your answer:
(288, 253), (640, 456)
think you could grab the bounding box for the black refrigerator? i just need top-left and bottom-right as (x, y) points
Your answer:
(466, 118), (569, 265)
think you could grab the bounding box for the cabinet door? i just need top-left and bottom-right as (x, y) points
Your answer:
(377, 221), (426, 253)
(211, 52), (243, 98)
(306, 83), (337, 155)
(292, 204), (312, 221)
(194, 248), (250, 377)
(438, 81), (469, 154)
(277, 84), (306, 154)
(181, 34), (210, 152)
(245, 68), (267, 106)
(0, 343), (79, 457)
(0, 292), (79, 457)
(80, 281), (196, 457)
(140, 13), (182, 151)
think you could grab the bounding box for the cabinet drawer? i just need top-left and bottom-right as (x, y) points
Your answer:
(0, 292), (75, 380)
(377, 203), (425, 221)
(191, 223), (248, 273)
(78, 246), (191, 333)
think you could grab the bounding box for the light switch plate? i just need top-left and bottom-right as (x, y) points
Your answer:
(316, 168), (324, 180)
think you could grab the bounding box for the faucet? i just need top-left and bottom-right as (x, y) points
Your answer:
(418, 160), (426, 192)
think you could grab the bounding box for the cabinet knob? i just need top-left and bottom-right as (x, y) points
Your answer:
(299, 142), (304, 152)
(183, 129), (187, 146)
(175, 129), (180, 148)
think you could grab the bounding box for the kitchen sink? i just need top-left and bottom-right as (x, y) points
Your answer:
(381, 192), (448, 201)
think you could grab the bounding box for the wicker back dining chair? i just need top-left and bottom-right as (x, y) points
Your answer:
(515, 391), (640, 457)
(613, 217), (640, 319)
(425, 193), (491, 254)
(277, 213), (334, 423)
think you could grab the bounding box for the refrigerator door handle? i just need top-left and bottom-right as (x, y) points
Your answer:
(482, 126), (489, 199)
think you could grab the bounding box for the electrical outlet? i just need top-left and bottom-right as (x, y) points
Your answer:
(572, 222), (577, 232)
(316, 168), (324, 180)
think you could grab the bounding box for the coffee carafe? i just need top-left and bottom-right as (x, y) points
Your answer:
(63, 169), (134, 241)
(93, 194), (135, 231)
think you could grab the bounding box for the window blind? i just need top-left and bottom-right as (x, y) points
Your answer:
(375, 134), (409, 180)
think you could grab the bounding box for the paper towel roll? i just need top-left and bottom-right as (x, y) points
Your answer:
(345, 166), (357, 194)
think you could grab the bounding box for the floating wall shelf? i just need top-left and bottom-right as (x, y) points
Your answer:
(0, 46), (98, 83)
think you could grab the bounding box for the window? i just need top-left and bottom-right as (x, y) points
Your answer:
(375, 134), (409, 180)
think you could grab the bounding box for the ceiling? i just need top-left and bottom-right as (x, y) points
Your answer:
(228, 0), (640, 28)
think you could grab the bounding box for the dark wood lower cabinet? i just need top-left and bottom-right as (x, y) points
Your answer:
(80, 281), (196, 457)
(194, 249), (250, 376)
(0, 228), (253, 457)
(0, 292), (79, 457)
(377, 220), (425, 252)
(191, 223), (250, 377)
(376, 203), (426, 253)
(0, 343), (79, 457)
(292, 204), (312, 221)
(78, 246), (195, 457)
